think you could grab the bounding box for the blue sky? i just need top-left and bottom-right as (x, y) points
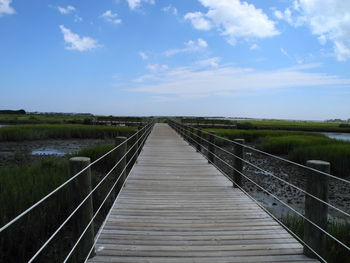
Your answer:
(0, 0), (349, 120)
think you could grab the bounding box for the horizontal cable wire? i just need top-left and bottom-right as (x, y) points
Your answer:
(27, 124), (154, 263)
(176, 126), (350, 253)
(176, 121), (350, 185)
(182, 125), (350, 219)
(170, 122), (328, 262)
(64, 126), (151, 263)
(171, 125), (328, 263)
(0, 122), (152, 233)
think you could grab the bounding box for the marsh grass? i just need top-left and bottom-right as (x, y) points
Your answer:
(0, 140), (131, 262)
(206, 128), (323, 143)
(206, 128), (350, 178)
(0, 124), (136, 141)
(0, 113), (93, 124)
(236, 119), (350, 133)
(282, 215), (350, 263)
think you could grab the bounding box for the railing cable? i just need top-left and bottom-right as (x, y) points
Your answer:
(64, 126), (151, 263)
(0, 123), (151, 233)
(183, 125), (350, 219)
(178, 121), (350, 185)
(169, 121), (328, 262)
(171, 122), (350, 253)
(26, 123), (153, 263)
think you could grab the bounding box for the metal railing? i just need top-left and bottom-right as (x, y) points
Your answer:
(168, 119), (350, 263)
(0, 121), (154, 262)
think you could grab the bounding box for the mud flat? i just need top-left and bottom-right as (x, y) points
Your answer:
(0, 139), (110, 166)
(215, 145), (350, 222)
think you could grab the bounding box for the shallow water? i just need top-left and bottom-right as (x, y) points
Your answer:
(31, 148), (66, 156)
(323, 132), (350, 141)
(0, 139), (107, 158)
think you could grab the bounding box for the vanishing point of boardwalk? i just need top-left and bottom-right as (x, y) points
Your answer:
(89, 124), (318, 263)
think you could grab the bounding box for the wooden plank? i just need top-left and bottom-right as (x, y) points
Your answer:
(88, 123), (318, 263)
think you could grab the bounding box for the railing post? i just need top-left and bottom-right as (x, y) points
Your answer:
(185, 126), (190, 144)
(133, 130), (139, 165)
(115, 137), (127, 196)
(304, 160), (329, 258)
(196, 128), (202, 152)
(190, 127), (194, 145)
(208, 132), (215, 164)
(137, 125), (143, 155)
(233, 139), (245, 188)
(69, 157), (95, 262)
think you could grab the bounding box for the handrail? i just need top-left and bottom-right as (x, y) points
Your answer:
(176, 120), (350, 185)
(27, 122), (154, 262)
(0, 122), (152, 233)
(182, 122), (350, 219)
(168, 119), (349, 262)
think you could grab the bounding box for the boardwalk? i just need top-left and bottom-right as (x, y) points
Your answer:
(89, 124), (318, 263)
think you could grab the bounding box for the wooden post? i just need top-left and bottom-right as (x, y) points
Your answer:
(304, 160), (329, 258)
(233, 139), (245, 188)
(69, 157), (95, 262)
(196, 128), (202, 152)
(137, 126), (143, 155)
(190, 127), (195, 145)
(133, 130), (139, 165)
(115, 137), (127, 197)
(208, 132), (215, 164)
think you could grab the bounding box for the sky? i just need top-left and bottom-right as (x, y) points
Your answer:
(0, 0), (350, 120)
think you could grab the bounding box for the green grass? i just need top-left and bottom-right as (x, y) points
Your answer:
(0, 159), (72, 262)
(205, 128), (350, 178)
(282, 215), (350, 262)
(236, 119), (350, 132)
(290, 143), (350, 178)
(0, 124), (136, 141)
(205, 128), (322, 143)
(0, 113), (93, 124)
(0, 141), (133, 262)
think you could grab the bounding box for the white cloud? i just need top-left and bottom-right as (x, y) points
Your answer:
(127, 0), (154, 10)
(0, 0), (15, 16)
(196, 57), (221, 68)
(57, 5), (75, 15)
(59, 25), (100, 51)
(146, 64), (168, 72)
(250, 44), (259, 50)
(101, 10), (122, 24)
(139, 51), (148, 60)
(55, 5), (82, 22)
(165, 38), (208, 56)
(280, 48), (289, 57)
(185, 0), (279, 45)
(275, 0), (350, 61)
(162, 5), (178, 15)
(131, 63), (350, 98)
(184, 12), (212, 30)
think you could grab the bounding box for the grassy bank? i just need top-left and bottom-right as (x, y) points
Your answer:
(282, 215), (350, 263)
(0, 124), (136, 141)
(0, 142), (129, 262)
(206, 128), (350, 178)
(236, 119), (350, 133)
(206, 128), (323, 143)
(0, 113), (93, 124)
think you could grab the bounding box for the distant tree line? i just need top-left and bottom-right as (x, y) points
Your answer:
(0, 109), (26, 115)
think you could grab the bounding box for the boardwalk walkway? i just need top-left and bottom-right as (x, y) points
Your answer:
(89, 124), (318, 263)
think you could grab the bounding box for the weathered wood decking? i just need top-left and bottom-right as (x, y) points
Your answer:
(89, 124), (318, 263)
